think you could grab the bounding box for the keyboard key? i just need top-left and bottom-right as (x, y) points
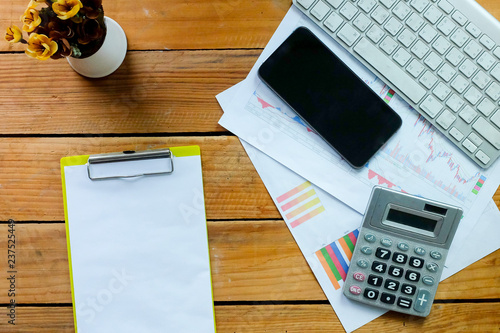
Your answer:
(464, 86), (482, 105)
(462, 138), (477, 153)
(477, 52), (496, 71)
(401, 284), (417, 296)
(437, 17), (456, 36)
(410, 0), (428, 13)
(297, 0), (315, 10)
(340, 2), (358, 20)
(452, 11), (468, 26)
(479, 35), (495, 50)
(405, 270), (421, 282)
(324, 12), (344, 32)
(393, 2), (411, 20)
(466, 22), (482, 38)
(432, 36), (451, 55)
(459, 105), (478, 124)
(450, 29), (469, 47)
(464, 40), (482, 59)
(381, 292), (396, 305)
(380, 36), (398, 54)
(380, 0), (397, 9)
(411, 40), (430, 59)
(397, 297), (413, 309)
(494, 47), (500, 59)
(433, 82), (450, 100)
(398, 29), (417, 48)
(486, 82), (500, 101)
(491, 64), (500, 82)
(472, 71), (491, 89)
(364, 288), (379, 300)
(424, 5), (442, 24)
(449, 127), (465, 141)
(326, 0), (344, 9)
(414, 289), (432, 313)
(393, 48), (412, 66)
(420, 95), (442, 118)
(354, 38), (426, 103)
(473, 117), (500, 149)
(419, 71), (438, 89)
(451, 75), (469, 94)
(459, 59), (477, 78)
(419, 24), (438, 43)
(436, 110), (456, 129)
(406, 13), (424, 32)
(371, 6), (390, 24)
(424, 52), (442, 70)
(366, 25), (384, 43)
(438, 0), (454, 14)
(438, 63), (456, 82)
(477, 98), (496, 116)
(358, 0), (376, 13)
(407, 59), (425, 78)
(384, 279), (400, 291)
(337, 23), (361, 46)
(353, 13), (372, 32)
(446, 93), (464, 112)
(475, 150), (491, 165)
(368, 274), (384, 286)
(311, 1), (331, 21)
(468, 132), (483, 147)
(384, 17), (403, 36)
(492, 111), (500, 129)
(445, 47), (464, 66)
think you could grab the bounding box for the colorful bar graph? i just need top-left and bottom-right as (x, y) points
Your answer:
(276, 182), (325, 228)
(316, 229), (359, 290)
(472, 175), (487, 195)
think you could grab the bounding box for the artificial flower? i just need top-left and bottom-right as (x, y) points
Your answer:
(21, 7), (42, 32)
(52, 0), (83, 20)
(5, 25), (23, 43)
(25, 33), (58, 60)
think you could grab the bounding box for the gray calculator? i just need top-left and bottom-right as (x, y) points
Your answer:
(343, 186), (462, 317)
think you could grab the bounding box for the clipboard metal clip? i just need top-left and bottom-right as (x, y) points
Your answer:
(87, 149), (174, 180)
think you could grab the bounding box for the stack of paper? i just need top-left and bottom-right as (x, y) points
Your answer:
(216, 7), (500, 332)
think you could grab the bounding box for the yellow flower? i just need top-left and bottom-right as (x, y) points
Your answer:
(20, 7), (42, 32)
(25, 33), (58, 60)
(52, 0), (83, 20)
(5, 25), (23, 43)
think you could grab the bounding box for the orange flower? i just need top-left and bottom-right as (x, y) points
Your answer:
(21, 7), (42, 32)
(25, 33), (58, 60)
(5, 25), (23, 43)
(52, 0), (83, 20)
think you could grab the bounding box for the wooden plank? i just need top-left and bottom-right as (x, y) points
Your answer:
(0, 303), (499, 332)
(0, 0), (288, 52)
(0, 50), (258, 135)
(1, 221), (498, 304)
(0, 137), (277, 221)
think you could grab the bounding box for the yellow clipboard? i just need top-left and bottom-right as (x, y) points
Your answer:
(61, 146), (216, 333)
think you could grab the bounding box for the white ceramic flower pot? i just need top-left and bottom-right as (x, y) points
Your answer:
(67, 17), (127, 78)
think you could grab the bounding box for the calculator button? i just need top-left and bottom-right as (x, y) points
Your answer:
(384, 279), (400, 292)
(405, 270), (421, 282)
(375, 247), (392, 260)
(402, 283), (417, 295)
(397, 297), (412, 309)
(361, 246), (373, 255)
(397, 242), (409, 251)
(364, 234), (376, 243)
(422, 276), (435, 286)
(364, 288), (379, 300)
(392, 252), (408, 264)
(414, 289), (432, 313)
(414, 246), (426, 255)
(409, 256), (424, 268)
(388, 265), (404, 278)
(368, 274), (384, 287)
(349, 285), (362, 295)
(371, 261), (387, 274)
(353, 272), (366, 282)
(357, 259), (370, 268)
(380, 238), (392, 247)
(381, 292), (396, 304)
(426, 262), (439, 273)
(430, 250), (442, 260)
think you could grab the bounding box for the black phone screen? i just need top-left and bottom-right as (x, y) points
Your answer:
(258, 27), (402, 168)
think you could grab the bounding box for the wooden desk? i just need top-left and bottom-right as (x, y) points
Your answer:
(0, 0), (499, 331)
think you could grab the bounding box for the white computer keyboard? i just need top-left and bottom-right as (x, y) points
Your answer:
(293, 0), (500, 168)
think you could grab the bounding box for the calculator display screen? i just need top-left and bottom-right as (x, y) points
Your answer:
(386, 208), (438, 232)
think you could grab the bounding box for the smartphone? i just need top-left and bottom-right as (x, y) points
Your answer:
(258, 27), (402, 168)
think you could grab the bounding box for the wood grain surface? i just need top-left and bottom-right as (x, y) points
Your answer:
(0, 0), (499, 331)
